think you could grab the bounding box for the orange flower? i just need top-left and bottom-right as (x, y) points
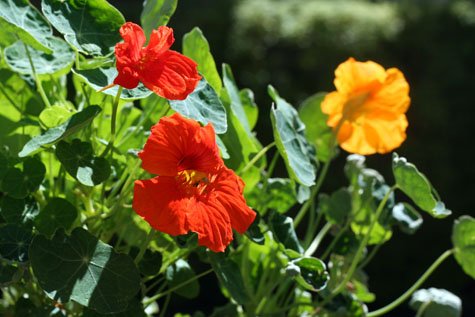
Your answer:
(321, 58), (410, 155)
(112, 22), (201, 100)
(132, 113), (256, 252)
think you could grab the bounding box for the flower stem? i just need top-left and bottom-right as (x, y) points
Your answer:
(304, 222), (332, 257)
(134, 228), (155, 264)
(239, 141), (276, 175)
(100, 86), (123, 157)
(143, 268), (214, 305)
(23, 42), (51, 108)
(367, 249), (455, 317)
(313, 185), (397, 313)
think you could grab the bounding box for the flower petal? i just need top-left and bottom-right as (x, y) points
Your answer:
(334, 57), (386, 94)
(113, 65), (140, 89)
(367, 67), (411, 114)
(139, 50), (202, 100)
(138, 113), (223, 176)
(133, 177), (188, 236)
(117, 22), (146, 62)
(145, 26), (175, 57)
(321, 91), (345, 128)
(209, 168), (256, 234)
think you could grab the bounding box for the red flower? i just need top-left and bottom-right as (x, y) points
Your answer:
(112, 22), (201, 100)
(133, 113), (256, 252)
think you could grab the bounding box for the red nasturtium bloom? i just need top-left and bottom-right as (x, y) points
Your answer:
(132, 113), (256, 252)
(109, 22), (201, 100)
(321, 57), (411, 155)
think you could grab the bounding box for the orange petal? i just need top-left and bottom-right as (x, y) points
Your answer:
(367, 67), (411, 114)
(334, 57), (386, 94)
(363, 111), (408, 154)
(139, 50), (202, 100)
(321, 91), (345, 128)
(132, 177), (188, 236)
(138, 113), (223, 176)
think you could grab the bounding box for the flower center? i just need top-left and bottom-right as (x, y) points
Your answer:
(177, 170), (208, 187)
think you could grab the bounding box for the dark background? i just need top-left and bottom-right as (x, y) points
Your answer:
(109, 0), (475, 315)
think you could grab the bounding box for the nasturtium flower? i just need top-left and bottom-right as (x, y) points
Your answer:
(110, 22), (201, 100)
(321, 57), (411, 155)
(133, 113), (256, 252)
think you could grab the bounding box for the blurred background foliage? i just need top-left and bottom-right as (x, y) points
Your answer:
(108, 0), (475, 315)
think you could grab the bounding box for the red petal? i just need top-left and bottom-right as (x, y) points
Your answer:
(145, 26), (175, 57)
(118, 22), (145, 62)
(139, 50), (202, 100)
(209, 168), (256, 234)
(132, 177), (188, 236)
(138, 113), (223, 176)
(113, 66), (140, 89)
(186, 198), (233, 253)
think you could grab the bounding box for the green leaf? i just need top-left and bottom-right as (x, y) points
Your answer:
(29, 228), (141, 314)
(270, 211), (303, 254)
(320, 188), (352, 224)
(290, 257), (329, 292)
(42, 0), (125, 57)
(240, 88), (258, 131)
(222, 64), (251, 135)
(244, 212), (265, 245)
(138, 249), (162, 277)
(1, 158), (46, 199)
(353, 280), (375, 303)
(0, 224), (33, 263)
(56, 140), (111, 186)
(19, 105), (101, 157)
(298, 92), (334, 162)
(73, 68), (153, 100)
(165, 259), (199, 299)
(4, 38), (75, 76)
(0, 261), (19, 286)
(1, 196), (39, 228)
(34, 198), (77, 236)
(452, 216), (475, 280)
(209, 253), (250, 305)
(39, 106), (72, 128)
(141, 0), (177, 38)
(248, 178), (296, 214)
(169, 79), (227, 134)
(268, 85), (316, 186)
(183, 27), (222, 94)
(83, 298), (146, 317)
(392, 153), (451, 218)
(0, 0), (53, 53)
(410, 288), (461, 317)
(0, 152), (8, 180)
(390, 202), (423, 234)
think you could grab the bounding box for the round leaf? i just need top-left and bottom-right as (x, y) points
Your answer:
(452, 216), (475, 280)
(1, 159), (45, 199)
(34, 198), (77, 236)
(39, 106), (72, 128)
(165, 259), (199, 299)
(29, 228), (141, 314)
(1, 196), (39, 228)
(4, 37), (75, 76)
(0, 224), (33, 263)
(291, 257), (329, 292)
(42, 0), (125, 56)
(410, 288), (461, 317)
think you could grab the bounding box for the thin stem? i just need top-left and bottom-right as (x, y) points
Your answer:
(134, 228), (155, 264)
(258, 151), (280, 215)
(239, 141), (276, 175)
(304, 222), (332, 257)
(321, 221), (351, 261)
(158, 293), (171, 317)
(23, 42), (51, 108)
(313, 185), (397, 313)
(304, 205), (322, 248)
(367, 249), (454, 317)
(357, 242), (383, 271)
(143, 268), (214, 306)
(100, 86), (123, 157)
(415, 301), (432, 317)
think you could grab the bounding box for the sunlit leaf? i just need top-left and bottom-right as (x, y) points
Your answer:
(452, 216), (475, 280)
(4, 38), (75, 76)
(410, 288), (462, 317)
(169, 79), (227, 134)
(19, 105), (101, 157)
(222, 64), (251, 135)
(0, 0), (53, 53)
(30, 228), (141, 313)
(42, 0), (125, 56)
(390, 202), (423, 234)
(1, 196), (39, 228)
(393, 153), (451, 218)
(290, 257), (329, 292)
(183, 27), (222, 93)
(268, 85), (316, 186)
(141, 0), (177, 38)
(39, 106), (72, 128)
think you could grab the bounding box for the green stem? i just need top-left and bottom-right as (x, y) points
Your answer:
(143, 268), (214, 305)
(134, 228), (155, 264)
(239, 141), (276, 175)
(415, 301), (432, 317)
(258, 151), (280, 215)
(304, 204), (322, 248)
(100, 86), (123, 157)
(158, 293), (171, 317)
(367, 249), (454, 317)
(23, 42), (51, 108)
(321, 221), (351, 261)
(313, 185), (397, 313)
(357, 242), (383, 271)
(304, 222), (332, 257)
